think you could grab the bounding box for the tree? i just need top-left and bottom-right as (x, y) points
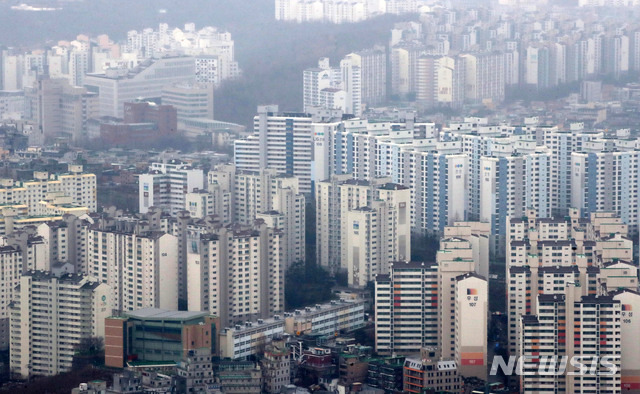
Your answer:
(410, 232), (440, 262)
(72, 337), (104, 371)
(285, 261), (336, 310)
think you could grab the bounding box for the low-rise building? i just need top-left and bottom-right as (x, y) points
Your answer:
(219, 317), (285, 360)
(403, 355), (461, 394)
(216, 360), (263, 393)
(104, 308), (219, 368)
(260, 339), (291, 393)
(284, 299), (365, 337)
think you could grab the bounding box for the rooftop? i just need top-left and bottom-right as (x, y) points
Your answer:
(125, 308), (208, 321)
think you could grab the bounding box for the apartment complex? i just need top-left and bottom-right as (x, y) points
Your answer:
(10, 272), (111, 378)
(316, 176), (410, 278)
(506, 209), (635, 358)
(139, 160), (204, 215)
(303, 49), (386, 117)
(234, 106), (344, 194)
(520, 288), (622, 392)
(186, 222), (284, 327)
(86, 227), (179, 312)
(0, 164), (97, 215)
(309, 118), (640, 257)
(374, 226), (489, 381)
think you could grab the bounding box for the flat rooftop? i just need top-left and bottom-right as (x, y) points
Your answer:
(125, 308), (208, 321)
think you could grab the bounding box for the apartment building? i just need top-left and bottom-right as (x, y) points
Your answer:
(443, 221), (490, 279)
(0, 244), (22, 350)
(138, 160), (204, 215)
(542, 126), (603, 215)
(343, 184), (411, 287)
(479, 145), (552, 253)
(375, 247), (488, 380)
(23, 76), (98, 142)
(234, 106), (323, 194)
(10, 272), (111, 378)
(86, 227), (179, 312)
(519, 287), (622, 393)
(219, 317), (285, 360)
(571, 138), (640, 234)
(0, 164), (97, 215)
(611, 289), (640, 392)
(454, 273), (488, 380)
(316, 176), (410, 280)
(506, 209), (634, 356)
(283, 299), (365, 336)
(375, 261), (439, 356)
(186, 222), (284, 327)
(206, 163), (235, 225)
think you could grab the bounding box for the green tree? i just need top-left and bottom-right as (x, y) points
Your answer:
(285, 261), (336, 310)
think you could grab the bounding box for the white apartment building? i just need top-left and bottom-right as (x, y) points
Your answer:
(207, 165), (305, 267)
(443, 222), (490, 280)
(416, 55), (464, 109)
(233, 168), (279, 225)
(234, 106), (315, 194)
(303, 58), (341, 112)
(206, 164), (235, 224)
(259, 175), (305, 267)
(0, 244), (22, 350)
(571, 139), (640, 234)
(411, 151), (468, 233)
(375, 261), (439, 356)
(315, 174), (352, 273)
(316, 175), (410, 276)
(186, 223), (284, 327)
(542, 126), (603, 215)
(454, 273), (488, 381)
(276, 0), (417, 23)
(506, 209), (634, 356)
(0, 165), (97, 215)
(435, 238), (477, 363)
(479, 146), (551, 252)
(219, 317), (285, 360)
(139, 160), (204, 215)
(185, 190), (214, 219)
(283, 299), (365, 336)
(10, 272), (111, 378)
(340, 48), (386, 115)
(86, 229), (179, 312)
(520, 288), (622, 392)
(343, 183), (411, 287)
